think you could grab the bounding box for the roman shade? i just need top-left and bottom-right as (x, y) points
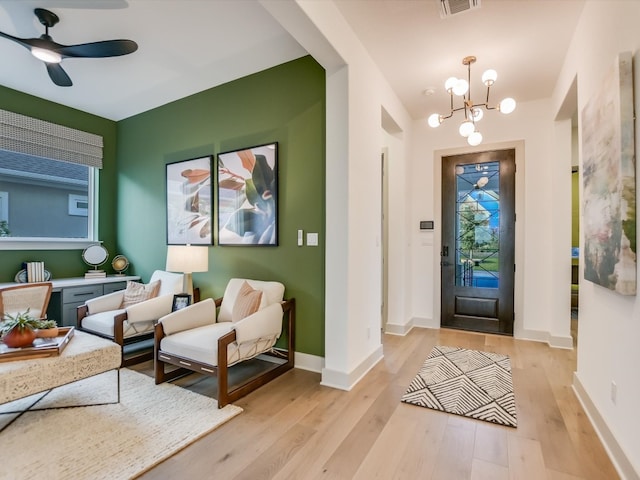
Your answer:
(0, 108), (103, 168)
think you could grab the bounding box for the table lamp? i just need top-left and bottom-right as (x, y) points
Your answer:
(165, 245), (209, 299)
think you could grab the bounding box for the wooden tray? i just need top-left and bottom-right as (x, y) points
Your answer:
(0, 327), (75, 362)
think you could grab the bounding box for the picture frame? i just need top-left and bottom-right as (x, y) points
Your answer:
(217, 142), (278, 245)
(171, 293), (192, 312)
(166, 156), (213, 245)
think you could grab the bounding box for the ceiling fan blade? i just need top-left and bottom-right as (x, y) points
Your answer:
(0, 30), (32, 51)
(57, 39), (138, 58)
(46, 63), (72, 87)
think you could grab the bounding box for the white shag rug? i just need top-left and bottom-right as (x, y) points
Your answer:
(0, 368), (242, 480)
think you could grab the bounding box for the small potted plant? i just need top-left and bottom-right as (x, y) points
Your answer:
(0, 309), (41, 348)
(34, 319), (59, 338)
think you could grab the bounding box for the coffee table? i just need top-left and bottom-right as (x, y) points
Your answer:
(0, 330), (121, 431)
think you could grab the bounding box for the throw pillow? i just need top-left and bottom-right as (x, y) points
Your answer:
(231, 281), (263, 321)
(121, 280), (161, 308)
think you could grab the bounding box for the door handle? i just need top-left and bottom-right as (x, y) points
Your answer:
(441, 261), (451, 267)
(441, 246), (449, 257)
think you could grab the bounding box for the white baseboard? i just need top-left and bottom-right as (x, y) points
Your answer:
(385, 317), (437, 336)
(294, 351), (324, 373)
(320, 345), (383, 391)
(516, 327), (574, 349)
(385, 320), (413, 336)
(573, 373), (639, 480)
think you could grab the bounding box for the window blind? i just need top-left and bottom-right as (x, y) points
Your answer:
(0, 109), (103, 168)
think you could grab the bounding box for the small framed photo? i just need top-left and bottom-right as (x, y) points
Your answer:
(171, 293), (192, 312)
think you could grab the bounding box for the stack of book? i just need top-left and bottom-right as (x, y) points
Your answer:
(25, 261), (46, 282)
(85, 269), (107, 279)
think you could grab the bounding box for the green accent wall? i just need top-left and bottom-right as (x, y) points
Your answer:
(116, 56), (326, 356)
(0, 85), (118, 281)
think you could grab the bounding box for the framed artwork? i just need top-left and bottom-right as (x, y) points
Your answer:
(217, 142), (278, 245)
(171, 293), (192, 312)
(581, 52), (636, 295)
(166, 156), (213, 245)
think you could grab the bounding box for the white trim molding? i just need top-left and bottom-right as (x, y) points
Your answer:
(573, 373), (639, 480)
(321, 345), (383, 391)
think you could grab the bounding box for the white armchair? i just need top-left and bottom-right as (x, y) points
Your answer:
(77, 270), (184, 366)
(154, 278), (295, 408)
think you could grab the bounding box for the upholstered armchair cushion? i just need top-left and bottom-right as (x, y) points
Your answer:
(234, 302), (283, 344)
(86, 291), (125, 315)
(159, 298), (217, 335)
(121, 280), (160, 308)
(159, 323), (234, 366)
(82, 311), (156, 338)
(151, 270), (184, 296)
(218, 278), (284, 322)
(126, 294), (174, 324)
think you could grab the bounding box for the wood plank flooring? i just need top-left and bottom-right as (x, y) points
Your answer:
(132, 325), (619, 480)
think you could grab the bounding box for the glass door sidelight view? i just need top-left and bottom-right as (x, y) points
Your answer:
(441, 149), (515, 335)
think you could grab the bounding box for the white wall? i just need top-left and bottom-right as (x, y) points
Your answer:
(382, 126), (410, 335)
(263, 0), (413, 389)
(409, 98), (573, 347)
(552, 2), (640, 477)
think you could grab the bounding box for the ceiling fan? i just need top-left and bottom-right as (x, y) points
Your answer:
(0, 7), (138, 87)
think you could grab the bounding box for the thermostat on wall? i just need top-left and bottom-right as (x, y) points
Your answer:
(420, 221), (434, 230)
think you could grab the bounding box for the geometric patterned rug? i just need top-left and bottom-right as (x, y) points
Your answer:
(401, 345), (517, 427)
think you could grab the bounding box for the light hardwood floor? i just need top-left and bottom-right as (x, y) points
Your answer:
(132, 325), (618, 480)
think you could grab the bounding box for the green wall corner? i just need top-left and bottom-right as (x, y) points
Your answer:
(116, 56), (326, 357)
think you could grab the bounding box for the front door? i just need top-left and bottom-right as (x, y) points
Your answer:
(441, 149), (515, 335)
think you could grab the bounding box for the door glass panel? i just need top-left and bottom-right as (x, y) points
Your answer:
(454, 161), (500, 288)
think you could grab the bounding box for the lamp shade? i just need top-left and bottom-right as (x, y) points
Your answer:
(166, 245), (209, 273)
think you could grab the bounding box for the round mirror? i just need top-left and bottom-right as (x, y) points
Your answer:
(82, 244), (109, 268)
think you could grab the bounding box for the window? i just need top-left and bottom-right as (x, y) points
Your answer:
(0, 109), (102, 249)
(0, 152), (94, 238)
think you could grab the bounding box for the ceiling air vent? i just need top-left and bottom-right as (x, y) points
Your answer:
(439, 0), (481, 18)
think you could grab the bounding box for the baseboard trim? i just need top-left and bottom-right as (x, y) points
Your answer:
(385, 317), (437, 336)
(516, 327), (574, 349)
(294, 351), (324, 373)
(385, 320), (414, 336)
(320, 345), (383, 391)
(573, 372), (639, 480)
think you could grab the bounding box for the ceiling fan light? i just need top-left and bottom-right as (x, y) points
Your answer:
(428, 113), (442, 128)
(482, 69), (497, 86)
(452, 79), (469, 96)
(459, 120), (475, 137)
(31, 47), (61, 64)
(467, 131), (483, 146)
(499, 97), (517, 114)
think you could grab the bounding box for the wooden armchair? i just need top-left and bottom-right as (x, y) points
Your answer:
(0, 282), (52, 320)
(77, 270), (184, 366)
(154, 278), (295, 408)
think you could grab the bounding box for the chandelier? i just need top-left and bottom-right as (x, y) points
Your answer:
(427, 56), (516, 146)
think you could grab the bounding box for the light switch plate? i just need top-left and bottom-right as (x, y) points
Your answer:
(307, 232), (318, 246)
(297, 229), (303, 246)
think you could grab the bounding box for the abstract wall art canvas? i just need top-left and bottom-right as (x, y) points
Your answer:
(166, 156), (213, 245)
(581, 52), (636, 295)
(217, 142), (278, 246)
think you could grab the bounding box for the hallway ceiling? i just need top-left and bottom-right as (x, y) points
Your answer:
(0, 0), (585, 121)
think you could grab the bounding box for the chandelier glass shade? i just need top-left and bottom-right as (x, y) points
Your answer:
(428, 56), (516, 146)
